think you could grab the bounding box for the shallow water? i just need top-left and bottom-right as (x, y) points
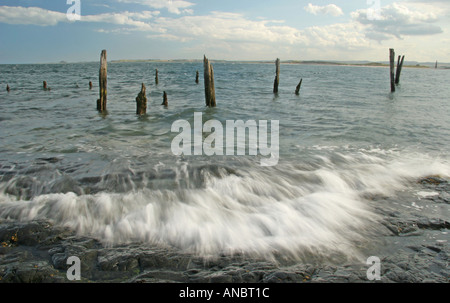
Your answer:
(0, 62), (449, 261)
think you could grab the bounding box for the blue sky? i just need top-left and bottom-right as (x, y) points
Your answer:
(0, 0), (449, 64)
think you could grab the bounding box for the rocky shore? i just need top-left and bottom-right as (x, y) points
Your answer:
(0, 177), (448, 283)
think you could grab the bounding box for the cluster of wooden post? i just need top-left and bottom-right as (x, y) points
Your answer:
(135, 85), (168, 115)
(273, 58), (303, 96)
(92, 50), (172, 116)
(389, 48), (405, 92)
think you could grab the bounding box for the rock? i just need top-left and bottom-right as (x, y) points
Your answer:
(51, 253), (68, 270)
(0, 217), (448, 283)
(1, 261), (61, 283)
(208, 273), (233, 283)
(418, 176), (447, 185)
(416, 218), (450, 230)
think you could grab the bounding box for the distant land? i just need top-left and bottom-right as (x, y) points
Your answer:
(109, 59), (450, 69)
(3, 59), (449, 69)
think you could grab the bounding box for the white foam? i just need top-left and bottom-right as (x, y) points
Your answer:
(416, 191), (439, 198)
(0, 149), (448, 261)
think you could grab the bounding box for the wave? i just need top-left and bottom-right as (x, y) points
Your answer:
(0, 147), (448, 262)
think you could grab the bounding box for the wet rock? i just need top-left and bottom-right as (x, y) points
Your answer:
(262, 271), (303, 283)
(1, 261), (61, 283)
(418, 176), (447, 185)
(129, 270), (188, 283)
(51, 253), (68, 270)
(416, 218), (450, 230)
(98, 254), (139, 272)
(208, 273), (234, 283)
(384, 266), (418, 283)
(0, 216), (449, 284)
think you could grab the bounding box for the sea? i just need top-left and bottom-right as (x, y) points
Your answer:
(0, 61), (449, 262)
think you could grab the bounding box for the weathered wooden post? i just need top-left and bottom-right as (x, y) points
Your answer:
(203, 55), (216, 107)
(195, 70), (199, 84)
(295, 79), (303, 96)
(43, 81), (51, 91)
(136, 83), (147, 115)
(155, 69), (159, 85)
(273, 58), (280, 94)
(89, 81), (93, 90)
(395, 55), (405, 85)
(6, 84), (10, 92)
(435, 61), (438, 69)
(97, 50), (107, 112)
(210, 65), (216, 107)
(162, 91), (168, 107)
(389, 49), (395, 92)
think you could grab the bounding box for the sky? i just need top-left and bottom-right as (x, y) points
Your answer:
(0, 0), (449, 64)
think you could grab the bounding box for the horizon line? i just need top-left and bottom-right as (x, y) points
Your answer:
(1, 58), (448, 66)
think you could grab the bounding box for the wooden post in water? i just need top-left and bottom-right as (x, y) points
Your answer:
(195, 70), (199, 84)
(389, 49), (395, 92)
(273, 58), (280, 94)
(43, 81), (51, 91)
(295, 79), (303, 96)
(210, 65), (216, 107)
(435, 61), (438, 69)
(97, 50), (107, 112)
(6, 84), (10, 92)
(155, 69), (159, 85)
(136, 83), (147, 115)
(395, 55), (405, 85)
(162, 91), (168, 107)
(89, 81), (93, 90)
(203, 55), (216, 107)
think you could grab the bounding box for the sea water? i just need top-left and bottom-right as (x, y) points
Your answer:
(0, 62), (449, 261)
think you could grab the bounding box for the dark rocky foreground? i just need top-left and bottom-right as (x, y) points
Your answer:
(0, 177), (448, 283)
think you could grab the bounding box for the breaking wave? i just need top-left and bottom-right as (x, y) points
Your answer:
(0, 147), (448, 262)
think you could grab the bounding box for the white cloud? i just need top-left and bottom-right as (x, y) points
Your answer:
(116, 0), (195, 15)
(352, 3), (443, 40)
(1, 2), (448, 61)
(81, 11), (161, 32)
(304, 3), (344, 17)
(149, 12), (306, 44)
(0, 6), (67, 26)
(0, 6), (161, 32)
(0, 5), (373, 60)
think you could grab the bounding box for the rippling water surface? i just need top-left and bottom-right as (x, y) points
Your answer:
(0, 62), (449, 261)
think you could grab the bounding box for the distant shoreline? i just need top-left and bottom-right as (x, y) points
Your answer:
(2, 59), (449, 69)
(109, 59), (436, 69)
